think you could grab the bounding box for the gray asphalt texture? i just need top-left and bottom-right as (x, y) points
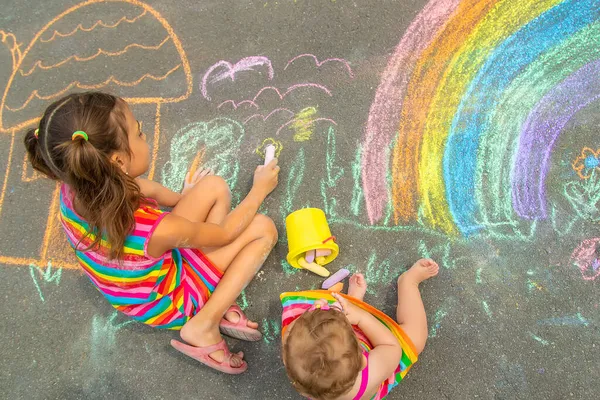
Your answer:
(1, 1), (599, 399)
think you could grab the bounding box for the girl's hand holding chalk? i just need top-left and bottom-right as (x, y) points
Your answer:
(253, 158), (280, 197)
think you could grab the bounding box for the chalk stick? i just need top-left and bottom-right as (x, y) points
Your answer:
(264, 144), (276, 166)
(328, 282), (344, 293)
(315, 249), (332, 257)
(315, 256), (326, 265)
(298, 258), (330, 277)
(305, 249), (316, 263)
(322, 268), (350, 289)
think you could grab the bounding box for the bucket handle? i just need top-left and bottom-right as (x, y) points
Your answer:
(322, 236), (336, 244)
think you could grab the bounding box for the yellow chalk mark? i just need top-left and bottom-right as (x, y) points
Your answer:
(6, 64), (181, 112)
(1, 30), (23, 71)
(292, 107), (317, 142)
(255, 138), (283, 159)
(21, 153), (42, 182)
(20, 36), (170, 77)
(147, 102), (161, 180)
(40, 9), (148, 43)
(0, 131), (15, 218)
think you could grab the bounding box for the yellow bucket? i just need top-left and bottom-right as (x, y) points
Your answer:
(285, 208), (339, 269)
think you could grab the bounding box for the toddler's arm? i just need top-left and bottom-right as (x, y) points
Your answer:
(332, 293), (402, 398)
(137, 178), (181, 207)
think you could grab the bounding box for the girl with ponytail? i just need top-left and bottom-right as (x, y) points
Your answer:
(25, 92), (280, 374)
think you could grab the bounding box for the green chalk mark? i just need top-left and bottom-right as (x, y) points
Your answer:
(281, 149), (305, 222)
(29, 262), (62, 302)
(239, 289), (249, 310)
(350, 144), (364, 216)
(482, 301), (492, 319)
(528, 332), (550, 346)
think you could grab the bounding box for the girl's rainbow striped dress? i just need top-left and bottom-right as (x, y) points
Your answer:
(59, 184), (223, 329)
(281, 290), (418, 400)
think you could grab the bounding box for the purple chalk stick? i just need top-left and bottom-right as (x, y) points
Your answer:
(322, 268), (350, 289)
(305, 249), (316, 263)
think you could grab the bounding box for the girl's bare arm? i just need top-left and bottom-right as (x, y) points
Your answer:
(137, 178), (181, 207)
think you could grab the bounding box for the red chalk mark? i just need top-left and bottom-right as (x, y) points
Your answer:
(571, 238), (600, 281)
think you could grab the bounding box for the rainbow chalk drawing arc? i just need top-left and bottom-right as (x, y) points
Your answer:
(0, 0), (193, 269)
(361, 0), (600, 236)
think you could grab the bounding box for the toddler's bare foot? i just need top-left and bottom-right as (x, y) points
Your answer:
(398, 259), (439, 287)
(347, 273), (367, 301)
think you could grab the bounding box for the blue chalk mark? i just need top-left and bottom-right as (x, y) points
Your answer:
(444, 0), (600, 234)
(537, 313), (590, 327)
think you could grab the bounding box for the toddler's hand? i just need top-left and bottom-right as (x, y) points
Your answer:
(182, 167), (213, 195)
(331, 293), (362, 325)
(252, 159), (280, 197)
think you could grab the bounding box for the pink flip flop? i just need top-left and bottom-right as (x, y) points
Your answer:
(170, 339), (247, 374)
(219, 304), (263, 342)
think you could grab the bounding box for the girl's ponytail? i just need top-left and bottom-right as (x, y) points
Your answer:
(60, 135), (141, 259)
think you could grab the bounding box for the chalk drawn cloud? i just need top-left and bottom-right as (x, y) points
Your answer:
(284, 53), (354, 78)
(201, 56), (274, 101)
(217, 83), (332, 110)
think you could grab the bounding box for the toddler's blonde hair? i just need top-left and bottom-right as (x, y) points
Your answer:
(283, 308), (363, 400)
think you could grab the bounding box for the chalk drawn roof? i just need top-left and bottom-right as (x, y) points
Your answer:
(0, 0), (192, 132)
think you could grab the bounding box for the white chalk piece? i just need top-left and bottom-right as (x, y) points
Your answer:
(322, 268), (350, 289)
(315, 256), (326, 265)
(298, 257), (330, 277)
(305, 249), (316, 263)
(264, 144), (276, 166)
(315, 249), (332, 257)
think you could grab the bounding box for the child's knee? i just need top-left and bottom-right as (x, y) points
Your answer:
(202, 175), (231, 198)
(252, 214), (278, 243)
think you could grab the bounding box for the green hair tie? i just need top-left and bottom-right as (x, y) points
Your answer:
(72, 131), (88, 141)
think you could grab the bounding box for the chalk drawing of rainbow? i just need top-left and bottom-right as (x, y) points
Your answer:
(361, 0), (600, 236)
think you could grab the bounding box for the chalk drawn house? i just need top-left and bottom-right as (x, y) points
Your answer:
(0, 0), (192, 268)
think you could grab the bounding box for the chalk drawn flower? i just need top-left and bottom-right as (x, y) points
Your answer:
(572, 147), (600, 179)
(570, 238), (600, 281)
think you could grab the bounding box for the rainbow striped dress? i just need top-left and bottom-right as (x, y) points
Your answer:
(59, 184), (223, 329)
(281, 290), (418, 400)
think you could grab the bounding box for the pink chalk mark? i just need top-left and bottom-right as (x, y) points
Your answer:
(361, 0), (462, 224)
(276, 117), (337, 136)
(284, 54), (354, 78)
(219, 83), (332, 110)
(570, 238), (600, 281)
(243, 108), (294, 124)
(201, 56), (274, 100)
(217, 100), (259, 110)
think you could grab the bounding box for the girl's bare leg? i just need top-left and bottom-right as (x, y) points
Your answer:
(172, 175), (230, 224)
(396, 259), (439, 355)
(179, 214), (277, 366)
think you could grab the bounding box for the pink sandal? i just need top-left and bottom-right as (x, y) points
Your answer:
(170, 339), (247, 374)
(219, 304), (263, 342)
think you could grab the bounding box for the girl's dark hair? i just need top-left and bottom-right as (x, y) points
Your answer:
(24, 92), (144, 260)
